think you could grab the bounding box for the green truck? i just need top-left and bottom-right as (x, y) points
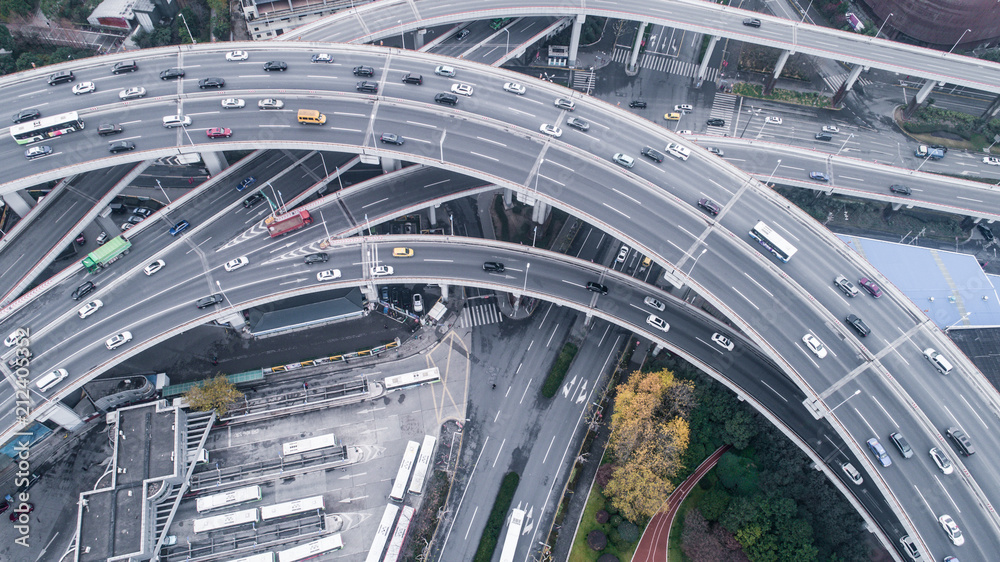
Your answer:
(81, 236), (131, 273)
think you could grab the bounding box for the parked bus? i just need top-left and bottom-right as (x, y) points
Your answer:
(193, 508), (260, 533)
(196, 485), (263, 513)
(227, 554), (276, 562)
(490, 17), (512, 30)
(277, 534), (344, 562)
(10, 111), (85, 144)
(282, 433), (337, 456)
(260, 495), (325, 522)
(383, 368), (440, 391)
(388, 440), (421, 502)
(363, 503), (400, 562)
(498, 508), (525, 562)
(408, 435), (437, 495)
(748, 220), (798, 263)
(383, 505), (415, 562)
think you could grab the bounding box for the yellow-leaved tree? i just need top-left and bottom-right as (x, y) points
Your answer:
(184, 375), (243, 417)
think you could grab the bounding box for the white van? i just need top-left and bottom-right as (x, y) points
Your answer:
(162, 115), (192, 128)
(36, 368), (68, 392)
(923, 348), (954, 375)
(665, 142), (690, 161)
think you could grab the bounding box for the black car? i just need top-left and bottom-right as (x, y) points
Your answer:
(198, 77), (226, 89)
(126, 214), (145, 225)
(353, 65), (375, 77)
(112, 60), (138, 74)
(743, 18), (762, 27)
(402, 73), (423, 85)
(977, 223), (995, 242)
(697, 198), (721, 216)
(72, 281), (96, 301)
(303, 253), (329, 265)
(98, 123), (123, 136)
(435, 93), (458, 106)
(356, 81), (378, 93)
(108, 141), (135, 153)
(586, 282), (608, 295)
(159, 68), (185, 80)
(640, 147), (665, 163)
(628, 100), (647, 109)
(132, 207), (153, 218)
(889, 184), (912, 195)
(889, 432), (913, 458)
(243, 193), (265, 208)
(815, 132), (833, 141)
(12, 109), (40, 124)
(706, 118), (725, 126)
(195, 294), (224, 309)
(457, 29), (470, 40)
(846, 314), (870, 337)
(380, 133), (404, 145)
(946, 426), (975, 456)
(263, 61), (288, 72)
(566, 117), (590, 131)
(483, 262), (505, 272)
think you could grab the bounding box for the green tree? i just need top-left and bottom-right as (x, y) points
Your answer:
(716, 452), (759, 496)
(0, 24), (14, 53)
(699, 486), (730, 521)
(0, 0), (31, 18)
(184, 375), (243, 416)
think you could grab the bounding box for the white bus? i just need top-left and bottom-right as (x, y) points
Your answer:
(749, 221), (798, 263)
(363, 503), (400, 562)
(408, 435), (437, 495)
(261, 495), (325, 522)
(193, 508), (260, 533)
(383, 505), (415, 562)
(389, 440), (421, 502)
(277, 534), (344, 562)
(196, 485), (263, 513)
(10, 111), (85, 144)
(227, 553), (276, 562)
(383, 368), (440, 390)
(282, 433), (338, 456)
(498, 508), (525, 562)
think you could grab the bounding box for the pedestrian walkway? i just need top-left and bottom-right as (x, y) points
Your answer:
(611, 47), (719, 82)
(458, 301), (503, 328)
(706, 93), (738, 136)
(572, 68), (597, 93)
(821, 72), (873, 93)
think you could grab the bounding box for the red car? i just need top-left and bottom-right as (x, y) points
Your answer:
(206, 127), (232, 138)
(859, 277), (882, 298)
(9, 503), (32, 522)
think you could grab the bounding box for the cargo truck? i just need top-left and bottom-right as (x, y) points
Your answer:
(266, 209), (313, 237)
(81, 235), (131, 273)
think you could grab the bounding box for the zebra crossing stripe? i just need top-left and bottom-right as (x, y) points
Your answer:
(460, 303), (503, 328)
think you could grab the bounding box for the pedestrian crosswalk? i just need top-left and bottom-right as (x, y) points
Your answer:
(459, 302), (503, 328)
(706, 93), (737, 135)
(820, 72), (873, 93)
(572, 68), (596, 93)
(611, 47), (719, 82)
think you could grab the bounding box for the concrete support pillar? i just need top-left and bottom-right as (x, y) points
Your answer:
(414, 29), (426, 50)
(982, 93), (1000, 120)
(36, 401), (85, 431)
(584, 311), (593, 326)
(905, 80), (937, 117)
(695, 35), (720, 86)
(531, 201), (550, 224)
(763, 49), (791, 95)
(627, 22), (648, 73)
(201, 151), (226, 177)
(429, 204), (437, 225)
(219, 310), (245, 329)
(504, 188), (513, 207)
(568, 14), (585, 68)
(1, 190), (34, 217)
(439, 283), (449, 302)
(381, 157), (401, 174)
(831, 64), (865, 106)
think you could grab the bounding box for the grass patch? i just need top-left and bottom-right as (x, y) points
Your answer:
(541, 342), (579, 398)
(472, 471), (521, 562)
(732, 82), (832, 108)
(568, 483), (641, 561)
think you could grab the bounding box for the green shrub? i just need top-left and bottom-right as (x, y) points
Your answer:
(472, 472), (520, 562)
(541, 342), (578, 398)
(616, 521), (640, 543)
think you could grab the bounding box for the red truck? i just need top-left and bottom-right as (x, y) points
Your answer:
(267, 209), (313, 237)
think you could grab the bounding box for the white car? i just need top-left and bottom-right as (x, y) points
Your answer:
(4, 329), (27, 347)
(72, 81), (95, 95)
(317, 269), (342, 281)
(765, 116), (782, 125)
(118, 87), (146, 100)
(822, 125), (840, 133)
(841, 462), (863, 485)
(712, 333), (734, 351)
(643, 296), (665, 311)
(503, 82), (526, 95)
(674, 104), (694, 112)
(646, 314), (670, 332)
(371, 265), (394, 277)
(105, 331), (133, 350)
(612, 153), (634, 168)
(450, 83), (474, 96)
(616, 245), (629, 263)
(143, 259), (165, 276)
(677, 129), (694, 135)
(539, 124), (562, 138)
(311, 53), (334, 63)
(224, 256), (249, 272)
(412, 293), (424, 313)
(434, 65), (456, 77)
(258, 98), (285, 110)
(983, 156), (1000, 166)
(938, 514), (964, 546)
(78, 300), (103, 319)
(222, 98), (246, 109)
(930, 447), (954, 475)
(802, 333), (828, 358)
(226, 50), (249, 61)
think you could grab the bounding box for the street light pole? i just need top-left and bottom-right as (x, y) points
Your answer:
(836, 133), (854, 156)
(178, 12), (195, 44)
(765, 159), (782, 187)
(532, 225), (537, 247)
(398, 20), (405, 49)
(502, 27), (510, 54)
(155, 179), (171, 204)
(799, 0), (814, 23)
(523, 262), (530, 294)
(687, 248), (707, 277)
(829, 389), (861, 413)
(874, 13), (894, 40)
(945, 313), (971, 332)
(948, 29), (972, 54)
(215, 280), (232, 308)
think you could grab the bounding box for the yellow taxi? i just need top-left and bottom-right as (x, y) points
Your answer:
(664, 112), (681, 121)
(392, 247), (414, 257)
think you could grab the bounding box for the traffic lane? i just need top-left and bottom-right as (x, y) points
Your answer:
(340, 170), (487, 225)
